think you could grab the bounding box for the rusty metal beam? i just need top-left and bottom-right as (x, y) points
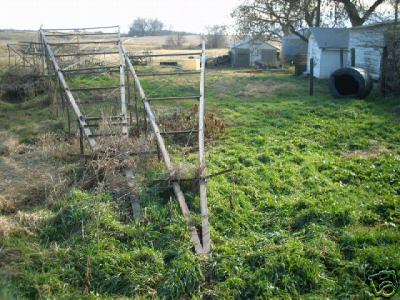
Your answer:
(122, 44), (205, 255)
(42, 25), (120, 31)
(136, 71), (201, 77)
(40, 30), (98, 150)
(129, 52), (201, 58)
(148, 96), (200, 102)
(198, 41), (210, 253)
(118, 42), (128, 136)
(54, 51), (119, 57)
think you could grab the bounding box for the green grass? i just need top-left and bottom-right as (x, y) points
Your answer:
(1, 69), (400, 299)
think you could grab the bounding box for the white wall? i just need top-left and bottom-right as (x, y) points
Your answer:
(348, 27), (386, 80)
(307, 34), (321, 78)
(320, 49), (348, 78)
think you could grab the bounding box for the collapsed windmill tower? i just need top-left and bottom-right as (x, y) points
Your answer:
(35, 25), (211, 254)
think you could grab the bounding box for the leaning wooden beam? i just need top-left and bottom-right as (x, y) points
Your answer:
(122, 45), (204, 255)
(40, 30), (98, 151)
(198, 41), (210, 253)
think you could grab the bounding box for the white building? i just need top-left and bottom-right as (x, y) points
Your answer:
(348, 22), (391, 80)
(230, 39), (280, 68)
(307, 28), (349, 79)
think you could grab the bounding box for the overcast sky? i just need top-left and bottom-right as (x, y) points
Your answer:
(0, 0), (241, 33)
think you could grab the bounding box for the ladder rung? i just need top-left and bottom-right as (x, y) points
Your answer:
(70, 86), (120, 92)
(148, 96), (200, 101)
(84, 115), (124, 121)
(160, 130), (198, 135)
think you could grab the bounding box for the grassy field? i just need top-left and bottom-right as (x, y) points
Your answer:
(0, 30), (227, 66)
(0, 66), (400, 299)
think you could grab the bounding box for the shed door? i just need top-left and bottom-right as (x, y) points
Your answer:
(261, 49), (276, 66)
(236, 49), (250, 67)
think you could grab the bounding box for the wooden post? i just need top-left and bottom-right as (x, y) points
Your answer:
(351, 48), (355, 67)
(7, 45), (10, 66)
(79, 120), (84, 155)
(381, 47), (388, 96)
(309, 58), (314, 96)
(340, 49), (344, 68)
(67, 103), (71, 134)
(198, 40), (210, 254)
(143, 103), (148, 138)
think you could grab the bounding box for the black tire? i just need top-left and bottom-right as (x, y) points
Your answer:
(328, 67), (373, 99)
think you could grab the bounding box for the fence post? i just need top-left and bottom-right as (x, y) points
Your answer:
(78, 120), (84, 155)
(381, 46), (388, 96)
(351, 48), (355, 67)
(310, 58), (314, 96)
(340, 49), (344, 68)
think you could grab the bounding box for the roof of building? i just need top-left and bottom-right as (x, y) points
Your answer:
(310, 28), (349, 49)
(230, 38), (280, 50)
(351, 20), (398, 30)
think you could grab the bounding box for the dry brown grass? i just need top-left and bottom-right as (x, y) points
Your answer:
(237, 81), (280, 98)
(343, 146), (391, 159)
(0, 132), (73, 237)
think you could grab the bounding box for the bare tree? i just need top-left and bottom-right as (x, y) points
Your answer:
(148, 19), (164, 35)
(128, 18), (148, 37)
(334, 0), (387, 26)
(232, 0), (388, 41)
(232, 0), (332, 41)
(165, 33), (187, 48)
(392, 0), (400, 22)
(128, 18), (164, 37)
(206, 25), (228, 48)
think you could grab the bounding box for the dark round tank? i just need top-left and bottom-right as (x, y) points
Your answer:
(329, 67), (373, 99)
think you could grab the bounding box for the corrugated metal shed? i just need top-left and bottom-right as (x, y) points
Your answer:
(230, 39), (280, 68)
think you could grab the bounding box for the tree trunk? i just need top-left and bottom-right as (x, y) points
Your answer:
(315, 0), (321, 27)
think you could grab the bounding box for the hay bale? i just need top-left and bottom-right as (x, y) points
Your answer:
(180, 58), (200, 70)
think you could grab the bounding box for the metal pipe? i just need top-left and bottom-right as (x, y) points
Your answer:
(310, 58), (314, 96)
(130, 52), (201, 58)
(43, 25), (120, 31)
(49, 40), (119, 45)
(198, 40), (210, 253)
(148, 96), (200, 101)
(137, 71), (201, 77)
(161, 130), (198, 135)
(122, 45), (204, 254)
(54, 51), (119, 57)
(118, 42), (128, 137)
(69, 86), (120, 92)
